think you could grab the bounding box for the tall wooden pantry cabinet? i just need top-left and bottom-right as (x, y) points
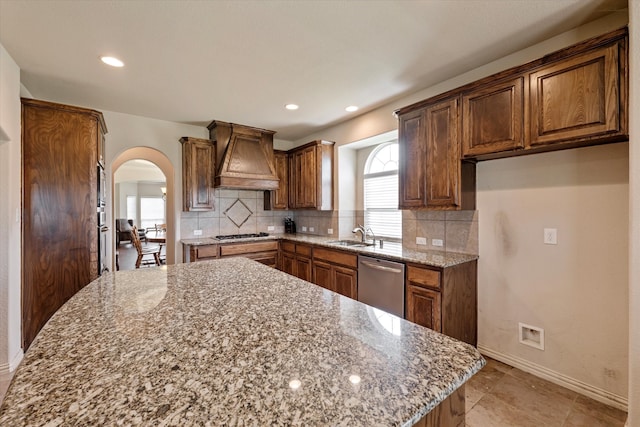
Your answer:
(21, 98), (107, 350)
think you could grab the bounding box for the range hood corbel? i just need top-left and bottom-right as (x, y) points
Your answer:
(207, 120), (279, 190)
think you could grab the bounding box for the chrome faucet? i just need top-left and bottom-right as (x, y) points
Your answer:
(352, 224), (375, 244)
(352, 224), (366, 242)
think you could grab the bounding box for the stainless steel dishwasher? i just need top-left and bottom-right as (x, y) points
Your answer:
(357, 255), (405, 317)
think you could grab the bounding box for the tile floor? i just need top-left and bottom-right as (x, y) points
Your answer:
(0, 356), (627, 425)
(466, 357), (628, 427)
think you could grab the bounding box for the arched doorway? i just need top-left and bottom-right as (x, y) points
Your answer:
(111, 148), (176, 268)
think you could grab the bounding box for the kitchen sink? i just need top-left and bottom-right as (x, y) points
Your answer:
(326, 240), (375, 247)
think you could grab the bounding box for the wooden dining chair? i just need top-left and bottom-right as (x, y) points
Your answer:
(130, 226), (161, 268)
(154, 223), (167, 264)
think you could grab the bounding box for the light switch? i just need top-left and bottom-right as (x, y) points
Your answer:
(301, 226), (307, 232)
(327, 228), (333, 235)
(194, 229), (203, 236)
(543, 228), (557, 245)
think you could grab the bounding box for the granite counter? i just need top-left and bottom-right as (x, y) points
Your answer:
(0, 258), (484, 425)
(182, 233), (478, 268)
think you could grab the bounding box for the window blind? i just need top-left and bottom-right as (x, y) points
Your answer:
(364, 174), (401, 239)
(140, 197), (165, 230)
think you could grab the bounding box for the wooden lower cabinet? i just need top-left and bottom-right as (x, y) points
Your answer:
(188, 244), (219, 262)
(312, 261), (357, 299)
(279, 240), (312, 280)
(220, 241), (278, 268)
(414, 385), (465, 427)
(280, 251), (295, 275)
(333, 266), (357, 299)
(295, 256), (312, 281)
(406, 284), (442, 332)
(405, 261), (477, 346)
(186, 241), (278, 267)
(312, 247), (358, 299)
(313, 261), (332, 289)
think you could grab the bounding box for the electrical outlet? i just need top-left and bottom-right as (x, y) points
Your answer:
(432, 239), (444, 247)
(327, 228), (333, 235)
(416, 237), (427, 245)
(267, 226), (274, 231)
(301, 226), (307, 232)
(519, 323), (545, 350)
(309, 227), (315, 232)
(544, 228), (557, 245)
(193, 229), (203, 236)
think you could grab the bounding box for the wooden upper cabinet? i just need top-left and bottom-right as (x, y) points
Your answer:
(288, 140), (334, 210)
(180, 137), (215, 211)
(264, 150), (289, 210)
(398, 27), (627, 162)
(462, 76), (525, 157)
(528, 41), (624, 148)
(398, 98), (474, 211)
(424, 98), (462, 209)
(398, 109), (426, 208)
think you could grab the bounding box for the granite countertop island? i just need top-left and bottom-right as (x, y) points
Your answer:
(0, 258), (484, 426)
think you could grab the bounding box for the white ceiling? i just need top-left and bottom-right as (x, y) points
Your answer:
(115, 160), (166, 184)
(0, 0), (627, 141)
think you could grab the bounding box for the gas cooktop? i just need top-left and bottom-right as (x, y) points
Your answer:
(215, 232), (269, 240)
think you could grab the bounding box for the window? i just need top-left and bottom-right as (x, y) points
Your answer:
(140, 197), (165, 230)
(364, 141), (401, 240)
(126, 196), (137, 221)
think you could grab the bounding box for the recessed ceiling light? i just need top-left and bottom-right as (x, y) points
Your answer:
(345, 105), (359, 112)
(285, 104), (299, 110)
(100, 56), (124, 67)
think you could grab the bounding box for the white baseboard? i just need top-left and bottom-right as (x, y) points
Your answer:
(478, 345), (628, 412)
(0, 349), (23, 375)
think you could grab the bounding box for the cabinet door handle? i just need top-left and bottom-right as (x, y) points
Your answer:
(360, 261), (403, 274)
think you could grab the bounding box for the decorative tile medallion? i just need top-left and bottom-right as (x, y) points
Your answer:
(223, 198), (253, 227)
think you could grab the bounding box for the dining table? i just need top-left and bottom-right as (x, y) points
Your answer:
(145, 230), (166, 244)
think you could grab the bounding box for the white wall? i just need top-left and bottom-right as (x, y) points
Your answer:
(477, 143), (628, 404)
(0, 43), (23, 371)
(292, 11), (631, 409)
(115, 182), (139, 221)
(102, 110), (207, 266)
(627, 1), (639, 425)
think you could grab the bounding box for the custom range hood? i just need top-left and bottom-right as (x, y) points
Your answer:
(207, 120), (279, 190)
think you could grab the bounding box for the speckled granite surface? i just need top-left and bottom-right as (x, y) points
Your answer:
(182, 233), (478, 268)
(0, 258), (484, 426)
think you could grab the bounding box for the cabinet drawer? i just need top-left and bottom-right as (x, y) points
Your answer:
(243, 251), (278, 268)
(296, 243), (312, 257)
(281, 241), (296, 254)
(407, 265), (441, 289)
(193, 245), (219, 260)
(313, 247), (357, 269)
(220, 241), (278, 256)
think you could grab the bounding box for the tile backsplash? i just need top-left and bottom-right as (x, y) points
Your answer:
(180, 190), (292, 238)
(402, 210), (478, 255)
(179, 191), (478, 255)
